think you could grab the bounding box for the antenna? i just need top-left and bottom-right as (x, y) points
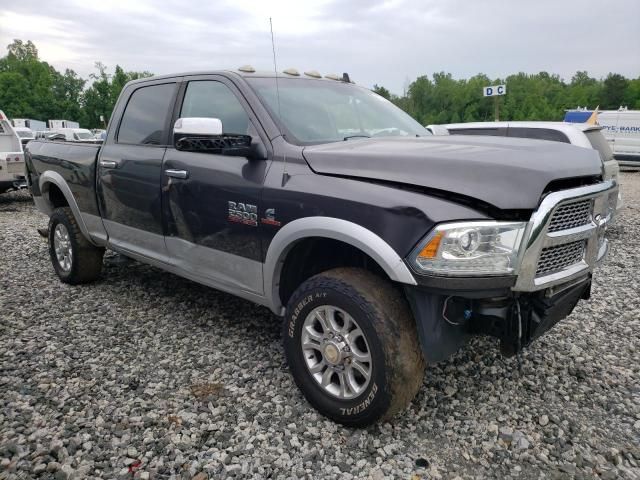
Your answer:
(270, 18), (290, 186)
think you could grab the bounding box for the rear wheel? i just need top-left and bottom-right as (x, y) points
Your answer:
(283, 268), (425, 426)
(48, 207), (104, 284)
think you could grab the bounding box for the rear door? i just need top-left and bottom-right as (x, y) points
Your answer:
(97, 80), (179, 261)
(160, 75), (271, 294)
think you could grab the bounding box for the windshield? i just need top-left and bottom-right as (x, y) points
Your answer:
(16, 130), (34, 138)
(246, 77), (429, 145)
(73, 131), (94, 140)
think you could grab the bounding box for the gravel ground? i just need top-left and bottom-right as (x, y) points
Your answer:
(1, 174), (639, 480)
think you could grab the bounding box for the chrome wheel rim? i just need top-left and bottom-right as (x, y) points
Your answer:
(53, 223), (72, 272)
(301, 305), (372, 400)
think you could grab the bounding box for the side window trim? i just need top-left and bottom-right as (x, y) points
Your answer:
(115, 81), (180, 147)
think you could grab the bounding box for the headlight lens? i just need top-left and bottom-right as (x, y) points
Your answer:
(411, 221), (527, 276)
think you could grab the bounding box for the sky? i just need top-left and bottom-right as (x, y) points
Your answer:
(1, 0), (638, 95)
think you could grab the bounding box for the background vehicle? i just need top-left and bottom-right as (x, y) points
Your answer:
(12, 118), (47, 132)
(25, 69), (617, 426)
(14, 126), (35, 147)
(565, 108), (640, 169)
(429, 121), (622, 209)
(424, 124), (450, 135)
(47, 119), (80, 129)
(48, 128), (101, 143)
(0, 110), (26, 193)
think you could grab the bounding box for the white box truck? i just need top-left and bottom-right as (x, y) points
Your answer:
(12, 118), (47, 131)
(565, 108), (640, 169)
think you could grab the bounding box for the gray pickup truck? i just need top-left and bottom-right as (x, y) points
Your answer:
(25, 69), (618, 426)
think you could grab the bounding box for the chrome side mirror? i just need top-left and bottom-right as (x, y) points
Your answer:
(173, 117), (223, 137)
(173, 117), (254, 158)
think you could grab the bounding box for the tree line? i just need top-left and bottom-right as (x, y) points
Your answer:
(376, 70), (639, 125)
(0, 40), (151, 129)
(1, 39), (638, 130)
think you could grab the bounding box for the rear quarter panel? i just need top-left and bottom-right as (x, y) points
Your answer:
(26, 140), (101, 216)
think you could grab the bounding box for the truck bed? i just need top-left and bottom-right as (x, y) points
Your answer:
(25, 140), (102, 217)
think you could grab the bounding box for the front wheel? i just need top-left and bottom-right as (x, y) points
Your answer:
(48, 207), (104, 284)
(283, 268), (425, 426)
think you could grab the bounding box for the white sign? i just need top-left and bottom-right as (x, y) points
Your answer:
(483, 85), (506, 97)
(100, 115), (105, 122)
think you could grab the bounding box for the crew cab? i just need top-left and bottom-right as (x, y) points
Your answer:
(25, 69), (618, 426)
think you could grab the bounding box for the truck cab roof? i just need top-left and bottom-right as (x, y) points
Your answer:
(126, 69), (354, 86)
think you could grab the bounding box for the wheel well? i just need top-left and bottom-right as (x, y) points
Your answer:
(278, 237), (388, 307)
(47, 184), (68, 208)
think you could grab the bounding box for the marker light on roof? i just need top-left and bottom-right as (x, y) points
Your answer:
(238, 65), (255, 73)
(324, 74), (340, 81)
(283, 68), (300, 76)
(304, 70), (321, 78)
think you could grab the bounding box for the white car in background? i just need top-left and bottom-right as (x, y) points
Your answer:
(0, 110), (26, 193)
(48, 128), (101, 143)
(427, 121), (622, 210)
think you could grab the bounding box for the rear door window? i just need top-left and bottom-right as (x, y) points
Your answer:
(507, 127), (570, 143)
(118, 83), (176, 145)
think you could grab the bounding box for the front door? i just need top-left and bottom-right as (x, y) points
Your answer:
(161, 77), (271, 294)
(97, 81), (178, 261)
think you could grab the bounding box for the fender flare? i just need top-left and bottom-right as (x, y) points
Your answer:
(38, 171), (97, 246)
(263, 216), (417, 314)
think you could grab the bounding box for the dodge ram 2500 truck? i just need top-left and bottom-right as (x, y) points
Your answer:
(25, 69), (618, 426)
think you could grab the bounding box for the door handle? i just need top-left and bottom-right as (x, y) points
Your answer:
(99, 160), (119, 169)
(165, 169), (189, 179)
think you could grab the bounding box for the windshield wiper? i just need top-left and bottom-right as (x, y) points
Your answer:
(343, 135), (371, 141)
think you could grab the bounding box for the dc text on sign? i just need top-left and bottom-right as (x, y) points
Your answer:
(483, 85), (506, 97)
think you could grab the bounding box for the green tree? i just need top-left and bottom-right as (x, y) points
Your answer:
(601, 73), (629, 109)
(6, 39), (38, 61)
(372, 84), (391, 100)
(81, 63), (153, 128)
(623, 77), (640, 109)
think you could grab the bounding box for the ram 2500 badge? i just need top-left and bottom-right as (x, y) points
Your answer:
(25, 68), (618, 426)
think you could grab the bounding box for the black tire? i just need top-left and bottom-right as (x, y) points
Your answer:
(48, 207), (104, 284)
(283, 268), (425, 426)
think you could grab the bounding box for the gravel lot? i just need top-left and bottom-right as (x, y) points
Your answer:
(1, 174), (639, 480)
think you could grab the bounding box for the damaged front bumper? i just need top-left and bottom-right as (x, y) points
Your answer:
(405, 277), (591, 362)
(404, 180), (617, 363)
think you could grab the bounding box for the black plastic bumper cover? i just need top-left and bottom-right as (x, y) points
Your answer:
(404, 277), (591, 363)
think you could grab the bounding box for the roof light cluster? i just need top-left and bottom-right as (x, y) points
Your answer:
(237, 66), (353, 83)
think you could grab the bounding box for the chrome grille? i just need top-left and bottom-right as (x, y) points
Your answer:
(548, 199), (592, 232)
(536, 240), (586, 277)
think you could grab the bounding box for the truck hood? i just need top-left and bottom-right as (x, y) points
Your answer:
(302, 136), (603, 210)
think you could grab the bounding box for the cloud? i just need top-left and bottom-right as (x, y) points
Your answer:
(0, 0), (638, 94)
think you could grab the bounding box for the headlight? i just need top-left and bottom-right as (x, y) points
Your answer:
(411, 221), (527, 276)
